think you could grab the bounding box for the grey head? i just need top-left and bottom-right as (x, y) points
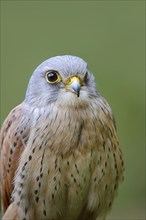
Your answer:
(25, 55), (99, 108)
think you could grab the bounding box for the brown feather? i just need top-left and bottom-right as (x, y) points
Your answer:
(0, 104), (28, 213)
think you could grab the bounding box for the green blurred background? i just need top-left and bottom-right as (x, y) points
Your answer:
(0, 1), (145, 219)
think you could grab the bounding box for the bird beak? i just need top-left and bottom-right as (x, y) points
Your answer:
(66, 76), (81, 97)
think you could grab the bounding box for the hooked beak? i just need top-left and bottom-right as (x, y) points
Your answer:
(65, 76), (81, 97)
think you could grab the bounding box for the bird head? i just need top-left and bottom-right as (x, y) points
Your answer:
(25, 55), (98, 108)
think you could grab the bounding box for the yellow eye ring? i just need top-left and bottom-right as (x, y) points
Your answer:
(46, 70), (61, 84)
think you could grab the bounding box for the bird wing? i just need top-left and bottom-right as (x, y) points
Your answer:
(0, 104), (29, 213)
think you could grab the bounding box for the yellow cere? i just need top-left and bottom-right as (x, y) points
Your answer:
(67, 76), (81, 85)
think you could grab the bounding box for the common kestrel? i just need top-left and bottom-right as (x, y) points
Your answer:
(0, 55), (124, 220)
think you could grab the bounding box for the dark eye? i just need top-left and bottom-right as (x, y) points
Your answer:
(84, 71), (88, 82)
(46, 70), (61, 84)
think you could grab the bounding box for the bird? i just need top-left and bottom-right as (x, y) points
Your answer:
(0, 55), (124, 220)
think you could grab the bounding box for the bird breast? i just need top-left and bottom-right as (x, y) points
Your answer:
(12, 100), (124, 220)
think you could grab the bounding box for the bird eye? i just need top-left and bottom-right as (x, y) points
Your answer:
(84, 71), (88, 81)
(46, 71), (61, 84)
